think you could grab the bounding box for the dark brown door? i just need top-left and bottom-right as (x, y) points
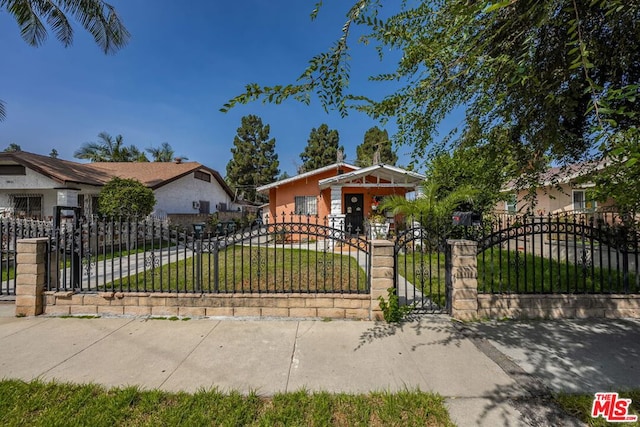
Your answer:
(344, 194), (364, 234)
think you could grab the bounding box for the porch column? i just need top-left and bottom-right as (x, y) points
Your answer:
(329, 185), (342, 215)
(327, 185), (345, 237)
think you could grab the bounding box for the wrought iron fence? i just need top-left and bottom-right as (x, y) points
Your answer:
(46, 215), (370, 294)
(1, 218), (52, 296)
(477, 214), (640, 294)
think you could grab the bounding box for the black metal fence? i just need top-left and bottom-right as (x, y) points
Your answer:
(1, 218), (52, 296)
(45, 215), (370, 294)
(477, 214), (640, 294)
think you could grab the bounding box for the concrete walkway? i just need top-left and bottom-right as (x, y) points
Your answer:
(0, 302), (618, 426)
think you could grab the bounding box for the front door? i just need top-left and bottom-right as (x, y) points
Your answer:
(344, 194), (364, 235)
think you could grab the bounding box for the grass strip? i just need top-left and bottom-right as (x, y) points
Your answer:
(0, 379), (453, 427)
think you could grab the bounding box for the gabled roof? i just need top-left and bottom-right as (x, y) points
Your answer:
(503, 160), (608, 191)
(256, 162), (359, 193)
(0, 151), (234, 198)
(0, 151), (107, 186)
(318, 164), (425, 189)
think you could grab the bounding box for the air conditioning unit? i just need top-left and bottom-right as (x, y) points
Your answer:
(192, 201), (200, 210)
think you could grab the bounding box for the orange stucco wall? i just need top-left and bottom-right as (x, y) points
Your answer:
(264, 165), (411, 225)
(265, 166), (354, 222)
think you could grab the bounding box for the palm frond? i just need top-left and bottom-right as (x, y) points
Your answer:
(38, 0), (73, 46)
(69, 0), (130, 54)
(7, 0), (48, 47)
(4, 0), (129, 53)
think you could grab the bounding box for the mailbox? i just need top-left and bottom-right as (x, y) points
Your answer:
(452, 211), (482, 226)
(192, 222), (206, 237)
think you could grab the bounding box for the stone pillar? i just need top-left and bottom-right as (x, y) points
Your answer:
(448, 239), (479, 321)
(330, 185), (342, 215)
(370, 240), (395, 321)
(15, 237), (49, 316)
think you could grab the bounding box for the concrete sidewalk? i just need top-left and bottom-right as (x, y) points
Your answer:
(0, 302), (591, 426)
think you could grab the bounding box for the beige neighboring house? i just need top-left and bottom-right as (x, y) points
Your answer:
(0, 151), (235, 220)
(498, 161), (615, 216)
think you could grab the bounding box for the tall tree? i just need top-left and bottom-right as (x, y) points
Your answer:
(74, 132), (148, 162)
(225, 1), (640, 203)
(146, 142), (183, 162)
(49, 148), (58, 158)
(1, 0), (129, 121)
(3, 143), (22, 152)
(355, 126), (397, 167)
(226, 115), (279, 203)
(299, 124), (343, 172)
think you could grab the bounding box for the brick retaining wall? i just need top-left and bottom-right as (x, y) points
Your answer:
(477, 294), (640, 319)
(42, 291), (371, 319)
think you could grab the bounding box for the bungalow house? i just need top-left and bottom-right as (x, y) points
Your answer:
(0, 151), (235, 220)
(257, 162), (425, 235)
(498, 161), (615, 216)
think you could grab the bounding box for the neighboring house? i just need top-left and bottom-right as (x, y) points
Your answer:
(0, 151), (234, 220)
(498, 161), (615, 216)
(257, 162), (425, 234)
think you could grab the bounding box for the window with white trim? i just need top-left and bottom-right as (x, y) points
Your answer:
(572, 190), (597, 212)
(11, 194), (43, 219)
(505, 194), (517, 214)
(294, 196), (317, 215)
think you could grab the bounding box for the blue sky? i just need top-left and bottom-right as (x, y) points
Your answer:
(1, 1), (457, 175)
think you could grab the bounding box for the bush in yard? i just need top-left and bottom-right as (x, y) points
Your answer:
(98, 177), (156, 218)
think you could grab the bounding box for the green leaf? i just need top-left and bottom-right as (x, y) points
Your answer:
(484, 2), (512, 13)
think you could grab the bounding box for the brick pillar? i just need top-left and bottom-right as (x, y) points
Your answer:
(15, 238), (49, 316)
(370, 239), (395, 321)
(448, 239), (478, 321)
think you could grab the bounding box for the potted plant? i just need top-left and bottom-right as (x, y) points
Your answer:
(366, 212), (389, 239)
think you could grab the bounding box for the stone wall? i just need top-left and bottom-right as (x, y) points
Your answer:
(43, 291), (371, 319)
(447, 239), (640, 321)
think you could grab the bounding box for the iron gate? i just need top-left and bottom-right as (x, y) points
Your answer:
(394, 222), (450, 314)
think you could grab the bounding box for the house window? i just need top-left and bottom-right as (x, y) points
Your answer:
(0, 165), (26, 175)
(199, 200), (210, 214)
(194, 171), (211, 182)
(505, 194), (517, 214)
(294, 196), (317, 215)
(573, 190), (597, 212)
(11, 194), (42, 219)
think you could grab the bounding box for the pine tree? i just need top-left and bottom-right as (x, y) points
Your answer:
(299, 124), (343, 172)
(355, 127), (397, 167)
(226, 115), (279, 203)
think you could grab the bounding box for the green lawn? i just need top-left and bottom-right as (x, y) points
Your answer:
(0, 379), (453, 427)
(105, 246), (368, 293)
(554, 390), (640, 426)
(478, 249), (639, 294)
(1, 265), (14, 282)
